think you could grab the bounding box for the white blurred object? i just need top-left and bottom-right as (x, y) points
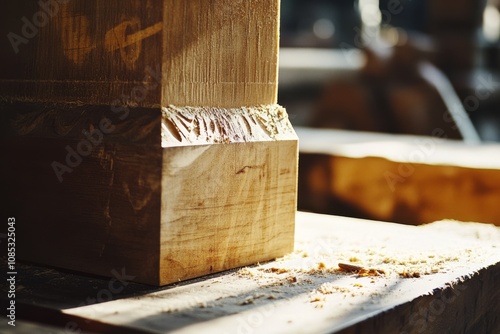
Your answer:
(279, 48), (365, 86)
(313, 19), (335, 40)
(483, 4), (500, 42)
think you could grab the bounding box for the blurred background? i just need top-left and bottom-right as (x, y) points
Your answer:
(279, 0), (500, 141)
(279, 0), (500, 225)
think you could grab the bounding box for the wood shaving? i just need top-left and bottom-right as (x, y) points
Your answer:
(265, 267), (289, 274)
(310, 293), (325, 303)
(339, 263), (386, 277)
(338, 263), (363, 272)
(358, 268), (385, 277)
(317, 283), (350, 295)
(399, 269), (421, 278)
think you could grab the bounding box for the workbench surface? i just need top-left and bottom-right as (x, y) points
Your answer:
(3, 212), (499, 333)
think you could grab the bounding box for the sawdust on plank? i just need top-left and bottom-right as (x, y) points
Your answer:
(236, 219), (499, 306)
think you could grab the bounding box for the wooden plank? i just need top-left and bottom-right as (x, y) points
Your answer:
(297, 127), (500, 226)
(8, 212), (500, 333)
(0, 0), (279, 107)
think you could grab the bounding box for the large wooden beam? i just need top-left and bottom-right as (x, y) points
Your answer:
(297, 127), (500, 226)
(0, 1), (297, 285)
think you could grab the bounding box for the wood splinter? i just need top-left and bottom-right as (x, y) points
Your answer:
(338, 263), (386, 277)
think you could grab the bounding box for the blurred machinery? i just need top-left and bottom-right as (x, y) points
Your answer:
(279, 0), (500, 223)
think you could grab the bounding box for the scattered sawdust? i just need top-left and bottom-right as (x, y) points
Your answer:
(399, 269), (421, 278)
(235, 220), (500, 308)
(239, 297), (254, 306)
(237, 267), (258, 277)
(359, 268), (386, 277)
(265, 267), (289, 274)
(317, 283), (350, 295)
(235, 241), (464, 290)
(310, 293), (325, 303)
(239, 294), (267, 306)
(338, 263), (386, 277)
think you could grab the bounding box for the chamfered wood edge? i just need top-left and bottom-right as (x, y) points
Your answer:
(158, 104), (298, 285)
(162, 104), (297, 147)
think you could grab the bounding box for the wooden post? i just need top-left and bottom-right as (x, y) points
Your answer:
(0, 0), (298, 285)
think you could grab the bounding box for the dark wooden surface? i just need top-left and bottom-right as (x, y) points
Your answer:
(0, 101), (298, 287)
(0, 1), (162, 106)
(1, 101), (163, 285)
(0, 0), (280, 108)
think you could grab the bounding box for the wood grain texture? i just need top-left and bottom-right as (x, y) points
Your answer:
(7, 212), (500, 334)
(162, 0), (280, 107)
(161, 105), (296, 146)
(297, 127), (500, 226)
(160, 105), (297, 285)
(160, 142), (297, 285)
(1, 0), (296, 286)
(1, 103), (298, 286)
(0, 0), (280, 107)
(0, 102), (163, 285)
(0, 1), (162, 106)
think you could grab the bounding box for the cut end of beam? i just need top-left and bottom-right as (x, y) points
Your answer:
(162, 104), (297, 147)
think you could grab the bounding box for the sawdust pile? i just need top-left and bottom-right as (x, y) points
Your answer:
(237, 219), (499, 306)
